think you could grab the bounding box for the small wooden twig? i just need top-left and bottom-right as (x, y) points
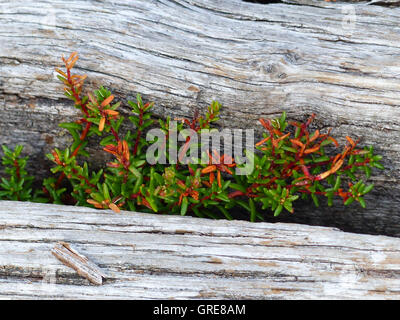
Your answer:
(51, 241), (107, 285)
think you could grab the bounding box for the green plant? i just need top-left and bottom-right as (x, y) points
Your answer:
(227, 113), (384, 220)
(0, 145), (45, 202)
(0, 52), (385, 222)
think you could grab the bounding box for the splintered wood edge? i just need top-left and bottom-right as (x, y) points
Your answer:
(51, 241), (107, 285)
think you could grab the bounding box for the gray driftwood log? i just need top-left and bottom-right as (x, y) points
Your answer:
(0, 0), (399, 236)
(1, 200), (400, 299)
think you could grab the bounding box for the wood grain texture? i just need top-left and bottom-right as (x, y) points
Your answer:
(51, 241), (107, 285)
(0, 0), (399, 236)
(1, 200), (400, 299)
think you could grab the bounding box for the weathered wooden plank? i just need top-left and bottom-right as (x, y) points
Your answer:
(0, 0), (399, 236)
(0, 200), (400, 299)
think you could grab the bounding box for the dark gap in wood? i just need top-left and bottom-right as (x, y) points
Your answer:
(367, 0), (400, 6)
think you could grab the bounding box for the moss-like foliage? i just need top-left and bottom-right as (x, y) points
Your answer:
(0, 52), (384, 221)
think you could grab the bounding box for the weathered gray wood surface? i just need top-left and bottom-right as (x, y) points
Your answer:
(1, 200), (400, 299)
(0, 0), (399, 236)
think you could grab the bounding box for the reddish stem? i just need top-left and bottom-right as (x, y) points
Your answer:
(13, 159), (21, 181)
(53, 65), (91, 191)
(12, 159), (21, 201)
(55, 122), (92, 189)
(66, 68), (89, 116)
(341, 158), (371, 171)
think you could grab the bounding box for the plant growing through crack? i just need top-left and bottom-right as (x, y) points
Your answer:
(0, 52), (385, 221)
